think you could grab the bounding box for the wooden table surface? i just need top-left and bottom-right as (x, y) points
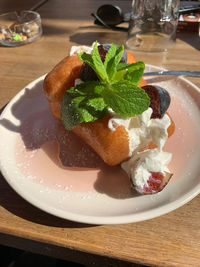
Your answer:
(0, 1), (200, 266)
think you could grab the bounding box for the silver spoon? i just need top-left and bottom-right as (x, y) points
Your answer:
(143, 70), (200, 77)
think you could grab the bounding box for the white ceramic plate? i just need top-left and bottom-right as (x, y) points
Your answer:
(1, 65), (200, 225)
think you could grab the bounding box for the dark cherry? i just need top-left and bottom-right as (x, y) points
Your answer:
(142, 85), (171, 119)
(80, 44), (127, 82)
(80, 63), (98, 82)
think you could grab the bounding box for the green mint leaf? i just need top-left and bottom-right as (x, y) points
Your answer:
(102, 81), (150, 117)
(104, 44), (124, 81)
(78, 52), (94, 67)
(116, 63), (130, 71)
(66, 42), (149, 126)
(86, 97), (107, 111)
(74, 80), (105, 95)
(78, 44), (108, 82)
(92, 41), (108, 81)
(124, 68), (144, 85)
(61, 88), (84, 130)
(114, 45), (124, 66)
(116, 61), (144, 72)
(104, 44), (116, 69)
(103, 43), (117, 81)
(116, 61), (145, 85)
(113, 70), (127, 82)
(61, 81), (108, 130)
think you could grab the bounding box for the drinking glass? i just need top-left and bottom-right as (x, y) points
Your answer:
(126, 0), (180, 52)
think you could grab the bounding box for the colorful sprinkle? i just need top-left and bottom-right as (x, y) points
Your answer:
(13, 34), (22, 41)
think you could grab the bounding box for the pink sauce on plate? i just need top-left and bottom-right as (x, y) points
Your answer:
(15, 96), (198, 197)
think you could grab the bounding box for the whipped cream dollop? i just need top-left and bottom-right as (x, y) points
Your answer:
(109, 108), (172, 189)
(70, 42), (97, 56)
(69, 44), (172, 191)
(108, 107), (171, 156)
(122, 149), (172, 190)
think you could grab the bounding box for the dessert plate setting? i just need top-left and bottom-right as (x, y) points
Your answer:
(0, 64), (200, 225)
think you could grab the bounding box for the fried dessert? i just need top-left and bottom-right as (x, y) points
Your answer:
(43, 42), (175, 194)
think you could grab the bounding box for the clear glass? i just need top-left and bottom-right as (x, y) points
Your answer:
(126, 0), (180, 52)
(0, 11), (42, 47)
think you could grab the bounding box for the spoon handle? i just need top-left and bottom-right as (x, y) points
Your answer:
(143, 71), (200, 77)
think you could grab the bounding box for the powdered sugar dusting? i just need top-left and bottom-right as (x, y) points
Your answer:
(13, 83), (200, 199)
(1, 72), (200, 223)
(14, 107), (132, 198)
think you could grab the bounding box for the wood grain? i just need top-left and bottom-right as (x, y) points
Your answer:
(0, 1), (200, 267)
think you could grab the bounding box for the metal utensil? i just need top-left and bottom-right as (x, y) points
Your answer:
(29, 0), (49, 11)
(143, 71), (200, 77)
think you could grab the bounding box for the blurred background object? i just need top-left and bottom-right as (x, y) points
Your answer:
(126, 0), (180, 52)
(0, 10), (42, 46)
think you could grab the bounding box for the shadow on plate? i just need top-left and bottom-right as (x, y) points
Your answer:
(0, 78), (137, 201)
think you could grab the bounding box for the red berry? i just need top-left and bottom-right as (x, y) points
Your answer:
(137, 171), (173, 194)
(143, 172), (164, 193)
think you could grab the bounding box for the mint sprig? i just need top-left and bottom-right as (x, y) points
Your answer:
(61, 81), (108, 130)
(102, 81), (150, 116)
(117, 61), (145, 85)
(61, 42), (150, 130)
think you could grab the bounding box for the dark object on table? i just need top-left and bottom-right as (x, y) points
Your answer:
(91, 4), (129, 31)
(91, 3), (200, 32)
(178, 11), (200, 31)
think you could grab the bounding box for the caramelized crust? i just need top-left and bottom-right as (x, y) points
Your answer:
(73, 115), (130, 166)
(43, 54), (83, 120)
(167, 113), (175, 137)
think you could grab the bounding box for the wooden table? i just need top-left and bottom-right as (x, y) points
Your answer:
(0, 1), (200, 266)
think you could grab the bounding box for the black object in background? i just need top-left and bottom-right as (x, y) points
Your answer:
(91, 3), (200, 31)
